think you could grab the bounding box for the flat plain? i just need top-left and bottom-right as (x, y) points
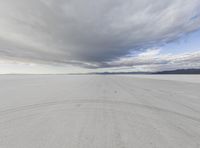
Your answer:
(0, 75), (200, 148)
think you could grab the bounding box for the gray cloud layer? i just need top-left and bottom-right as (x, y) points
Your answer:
(0, 0), (200, 69)
(104, 49), (200, 71)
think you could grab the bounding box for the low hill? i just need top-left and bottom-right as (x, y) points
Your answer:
(154, 69), (200, 74)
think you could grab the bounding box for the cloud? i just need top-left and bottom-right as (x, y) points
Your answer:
(0, 0), (200, 69)
(104, 49), (200, 71)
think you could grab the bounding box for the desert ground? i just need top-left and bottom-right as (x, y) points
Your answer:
(0, 75), (200, 148)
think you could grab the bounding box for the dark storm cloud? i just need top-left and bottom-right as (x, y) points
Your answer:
(0, 0), (200, 68)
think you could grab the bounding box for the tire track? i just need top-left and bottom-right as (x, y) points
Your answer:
(0, 98), (200, 124)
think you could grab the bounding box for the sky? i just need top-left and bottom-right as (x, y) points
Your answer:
(0, 0), (200, 74)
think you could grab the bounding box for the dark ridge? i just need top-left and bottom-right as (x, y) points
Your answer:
(91, 72), (152, 75)
(154, 69), (200, 74)
(91, 69), (200, 75)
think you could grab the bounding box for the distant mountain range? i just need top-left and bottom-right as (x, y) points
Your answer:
(93, 69), (200, 75)
(92, 72), (150, 75)
(154, 69), (200, 74)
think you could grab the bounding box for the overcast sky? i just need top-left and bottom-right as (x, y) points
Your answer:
(0, 0), (200, 73)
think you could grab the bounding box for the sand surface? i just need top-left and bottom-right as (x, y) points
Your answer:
(0, 75), (200, 148)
